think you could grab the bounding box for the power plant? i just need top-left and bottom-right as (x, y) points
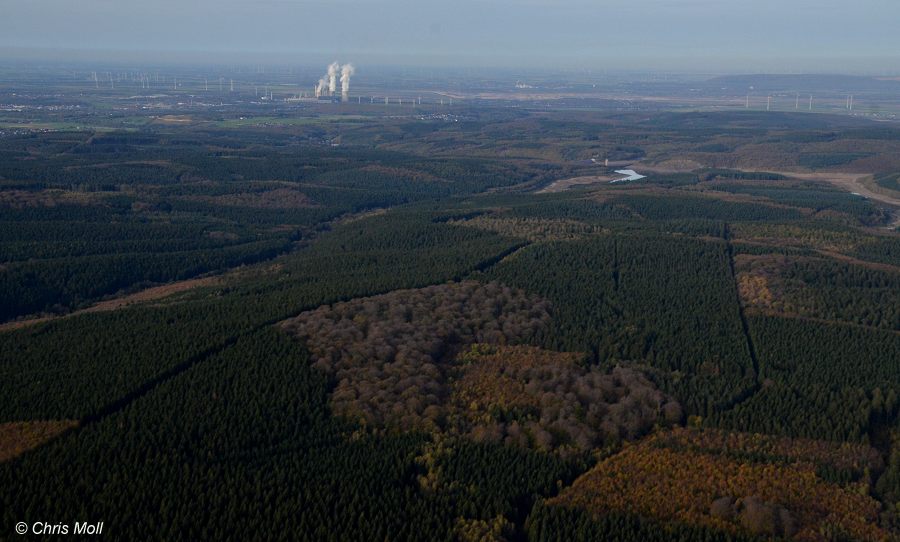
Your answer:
(314, 61), (354, 101)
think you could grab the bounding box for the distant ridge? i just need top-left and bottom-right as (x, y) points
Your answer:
(705, 74), (900, 92)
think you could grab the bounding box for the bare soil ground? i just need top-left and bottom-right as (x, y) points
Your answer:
(783, 172), (899, 207)
(766, 171), (900, 228)
(0, 420), (78, 463)
(537, 175), (615, 193)
(334, 207), (390, 224)
(0, 275), (224, 333)
(81, 276), (224, 313)
(153, 115), (194, 124)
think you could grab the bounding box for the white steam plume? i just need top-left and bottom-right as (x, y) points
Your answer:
(327, 62), (340, 94)
(340, 63), (355, 101)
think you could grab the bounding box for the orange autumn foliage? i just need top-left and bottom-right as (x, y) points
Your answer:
(550, 427), (891, 541)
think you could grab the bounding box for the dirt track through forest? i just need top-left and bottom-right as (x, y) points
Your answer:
(0, 276), (223, 333)
(772, 171), (900, 229)
(783, 172), (899, 207)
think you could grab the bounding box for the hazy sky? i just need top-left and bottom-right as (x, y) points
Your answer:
(2, 0), (899, 71)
